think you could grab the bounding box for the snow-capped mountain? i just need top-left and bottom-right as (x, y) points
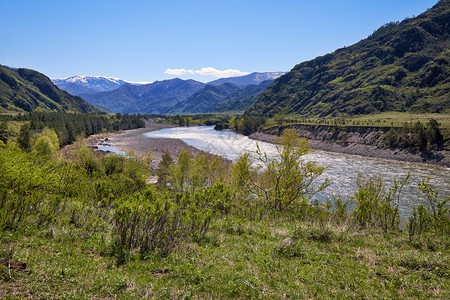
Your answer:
(52, 75), (145, 96)
(208, 72), (286, 86)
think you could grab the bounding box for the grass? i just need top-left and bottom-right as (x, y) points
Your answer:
(265, 112), (450, 129)
(351, 112), (450, 129)
(1, 218), (448, 298)
(261, 112), (450, 140)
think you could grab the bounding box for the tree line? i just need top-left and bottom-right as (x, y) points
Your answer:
(0, 112), (145, 150)
(383, 119), (444, 152)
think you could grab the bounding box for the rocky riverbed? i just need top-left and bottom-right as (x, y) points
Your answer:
(88, 119), (228, 169)
(86, 120), (448, 169)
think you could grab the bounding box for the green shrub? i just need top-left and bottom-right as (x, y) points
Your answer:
(352, 173), (408, 231)
(248, 129), (330, 214)
(293, 226), (334, 243)
(408, 178), (449, 242)
(113, 183), (232, 263)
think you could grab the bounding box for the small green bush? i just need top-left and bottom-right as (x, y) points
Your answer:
(408, 178), (449, 242)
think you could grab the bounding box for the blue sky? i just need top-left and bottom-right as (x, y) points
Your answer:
(0, 0), (438, 83)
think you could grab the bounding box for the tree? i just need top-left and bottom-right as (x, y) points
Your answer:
(240, 128), (330, 213)
(414, 121), (427, 151)
(40, 127), (60, 149)
(426, 118), (443, 147)
(228, 116), (238, 131)
(31, 127), (59, 158)
(189, 152), (209, 191)
(274, 114), (285, 127)
(18, 123), (31, 151)
(0, 122), (8, 144)
(33, 135), (56, 158)
(169, 149), (191, 192)
(156, 150), (174, 189)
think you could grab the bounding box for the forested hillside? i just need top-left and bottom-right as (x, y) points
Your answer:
(0, 65), (97, 113)
(0, 112), (144, 148)
(247, 0), (450, 117)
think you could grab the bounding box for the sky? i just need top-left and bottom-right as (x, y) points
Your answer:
(0, 0), (439, 83)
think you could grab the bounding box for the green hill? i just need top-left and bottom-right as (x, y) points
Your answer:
(0, 65), (97, 113)
(247, 0), (450, 117)
(215, 80), (275, 113)
(169, 83), (242, 114)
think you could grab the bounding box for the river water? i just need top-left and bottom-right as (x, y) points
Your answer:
(143, 126), (450, 218)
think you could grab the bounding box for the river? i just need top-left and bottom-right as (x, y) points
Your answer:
(143, 126), (449, 218)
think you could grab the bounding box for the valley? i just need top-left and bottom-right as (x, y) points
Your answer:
(0, 0), (449, 298)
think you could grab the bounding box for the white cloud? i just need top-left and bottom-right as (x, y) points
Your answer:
(194, 67), (250, 78)
(165, 67), (250, 78)
(165, 68), (194, 76)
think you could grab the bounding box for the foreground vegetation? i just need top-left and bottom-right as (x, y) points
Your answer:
(0, 126), (448, 298)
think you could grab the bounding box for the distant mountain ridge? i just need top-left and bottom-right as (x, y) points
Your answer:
(52, 75), (147, 95)
(214, 80), (275, 113)
(170, 83), (243, 113)
(0, 65), (97, 113)
(80, 78), (206, 114)
(77, 72), (284, 114)
(247, 0), (450, 117)
(208, 72), (285, 86)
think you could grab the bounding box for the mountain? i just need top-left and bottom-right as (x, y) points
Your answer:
(170, 79), (276, 114)
(80, 76), (278, 114)
(52, 75), (133, 95)
(80, 78), (205, 114)
(0, 65), (97, 113)
(169, 83), (243, 113)
(247, 0), (450, 117)
(208, 72), (285, 86)
(214, 80), (275, 113)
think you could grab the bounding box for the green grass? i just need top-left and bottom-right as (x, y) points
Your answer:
(351, 112), (450, 129)
(261, 112), (450, 141)
(264, 112), (450, 129)
(1, 219), (448, 298)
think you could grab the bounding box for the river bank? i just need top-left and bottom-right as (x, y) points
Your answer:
(87, 120), (449, 169)
(248, 124), (450, 168)
(88, 119), (228, 169)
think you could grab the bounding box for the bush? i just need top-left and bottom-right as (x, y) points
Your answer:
(113, 183), (232, 263)
(352, 173), (408, 231)
(408, 178), (449, 242)
(245, 128), (330, 214)
(0, 144), (58, 230)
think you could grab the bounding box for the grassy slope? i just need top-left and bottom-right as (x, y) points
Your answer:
(247, 0), (450, 117)
(1, 220), (448, 298)
(0, 65), (97, 113)
(215, 80), (275, 114)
